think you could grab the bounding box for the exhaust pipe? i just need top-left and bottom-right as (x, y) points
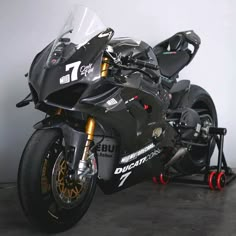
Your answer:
(165, 147), (188, 168)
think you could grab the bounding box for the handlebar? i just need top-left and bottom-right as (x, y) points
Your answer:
(105, 48), (159, 71)
(129, 58), (159, 70)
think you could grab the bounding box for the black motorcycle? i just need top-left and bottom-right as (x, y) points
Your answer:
(17, 6), (217, 233)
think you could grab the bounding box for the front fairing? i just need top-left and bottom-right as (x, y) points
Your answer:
(28, 6), (114, 110)
(29, 29), (113, 102)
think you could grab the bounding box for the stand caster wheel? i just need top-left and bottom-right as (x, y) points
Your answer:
(216, 172), (226, 190)
(152, 173), (170, 185)
(160, 173), (170, 185)
(152, 177), (158, 184)
(208, 171), (226, 190)
(208, 171), (217, 190)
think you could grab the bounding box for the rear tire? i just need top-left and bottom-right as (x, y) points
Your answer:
(18, 129), (96, 233)
(173, 85), (218, 174)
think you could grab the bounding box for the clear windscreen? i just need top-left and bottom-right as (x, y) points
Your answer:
(46, 5), (107, 67)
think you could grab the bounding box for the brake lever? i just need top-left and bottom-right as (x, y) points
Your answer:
(16, 93), (33, 108)
(16, 100), (31, 108)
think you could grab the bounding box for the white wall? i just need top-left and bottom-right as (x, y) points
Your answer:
(0, 0), (235, 182)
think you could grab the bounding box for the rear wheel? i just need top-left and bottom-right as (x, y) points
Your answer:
(18, 129), (97, 233)
(173, 85), (218, 174)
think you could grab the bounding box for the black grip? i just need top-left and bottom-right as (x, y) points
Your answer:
(209, 127), (227, 135)
(132, 58), (159, 70)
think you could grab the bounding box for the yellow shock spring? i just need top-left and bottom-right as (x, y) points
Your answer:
(101, 57), (109, 78)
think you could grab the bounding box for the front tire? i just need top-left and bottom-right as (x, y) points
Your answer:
(18, 129), (96, 233)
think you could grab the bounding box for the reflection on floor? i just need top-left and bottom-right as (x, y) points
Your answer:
(0, 179), (236, 236)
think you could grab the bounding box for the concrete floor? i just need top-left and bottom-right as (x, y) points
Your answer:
(0, 179), (236, 236)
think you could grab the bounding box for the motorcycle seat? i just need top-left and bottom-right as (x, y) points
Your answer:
(153, 32), (195, 78)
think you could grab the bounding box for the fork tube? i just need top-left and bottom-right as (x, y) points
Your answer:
(81, 117), (96, 161)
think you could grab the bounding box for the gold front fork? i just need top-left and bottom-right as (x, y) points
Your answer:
(81, 117), (96, 161)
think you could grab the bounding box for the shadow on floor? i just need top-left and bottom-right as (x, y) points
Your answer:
(0, 180), (236, 236)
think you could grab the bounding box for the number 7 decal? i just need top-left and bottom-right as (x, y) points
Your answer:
(118, 171), (132, 187)
(65, 61), (81, 82)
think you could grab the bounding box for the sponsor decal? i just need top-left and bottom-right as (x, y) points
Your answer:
(97, 144), (117, 158)
(59, 61), (94, 84)
(97, 144), (116, 153)
(124, 95), (138, 105)
(59, 74), (70, 85)
(120, 143), (155, 164)
(65, 61), (81, 82)
(106, 98), (118, 106)
(114, 148), (161, 175)
(98, 153), (114, 158)
(118, 171), (132, 187)
(148, 122), (157, 126)
(98, 31), (113, 39)
(80, 63), (94, 76)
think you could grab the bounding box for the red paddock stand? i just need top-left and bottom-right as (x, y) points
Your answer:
(153, 127), (236, 190)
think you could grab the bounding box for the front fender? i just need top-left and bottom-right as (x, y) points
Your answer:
(33, 115), (64, 130)
(34, 116), (88, 171)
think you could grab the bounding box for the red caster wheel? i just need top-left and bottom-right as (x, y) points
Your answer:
(159, 173), (170, 185)
(216, 172), (226, 190)
(152, 176), (158, 184)
(208, 171), (226, 190)
(152, 173), (170, 185)
(208, 171), (217, 190)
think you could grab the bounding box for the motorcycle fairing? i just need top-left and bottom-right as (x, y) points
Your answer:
(28, 5), (182, 194)
(97, 144), (165, 194)
(82, 85), (166, 154)
(29, 28), (114, 109)
(76, 40), (171, 154)
(34, 109), (167, 193)
(33, 114), (177, 194)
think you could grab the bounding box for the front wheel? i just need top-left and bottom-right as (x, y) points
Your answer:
(18, 129), (97, 233)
